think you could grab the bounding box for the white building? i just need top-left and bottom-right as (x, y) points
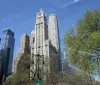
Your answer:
(30, 9), (61, 81)
(48, 14), (60, 51)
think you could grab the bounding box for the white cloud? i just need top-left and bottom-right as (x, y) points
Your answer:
(60, 0), (81, 8)
(46, 0), (81, 14)
(74, 0), (80, 2)
(60, 2), (73, 8)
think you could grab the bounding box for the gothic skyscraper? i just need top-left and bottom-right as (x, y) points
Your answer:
(30, 9), (49, 81)
(32, 9), (48, 55)
(31, 9), (61, 81)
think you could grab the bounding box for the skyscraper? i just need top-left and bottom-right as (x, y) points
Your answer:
(30, 9), (61, 81)
(33, 9), (48, 55)
(30, 9), (49, 81)
(14, 34), (30, 73)
(48, 14), (62, 71)
(0, 28), (15, 74)
(0, 48), (10, 82)
(48, 14), (60, 51)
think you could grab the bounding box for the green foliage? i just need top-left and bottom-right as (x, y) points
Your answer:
(4, 53), (30, 85)
(57, 74), (92, 85)
(96, 81), (100, 85)
(3, 75), (13, 85)
(77, 10), (100, 35)
(15, 53), (30, 85)
(64, 10), (100, 75)
(17, 53), (30, 82)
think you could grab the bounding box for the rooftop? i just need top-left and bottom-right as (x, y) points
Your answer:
(2, 28), (14, 35)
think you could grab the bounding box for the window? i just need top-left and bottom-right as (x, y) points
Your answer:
(33, 37), (35, 42)
(41, 24), (43, 28)
(39, 26), (40, 29)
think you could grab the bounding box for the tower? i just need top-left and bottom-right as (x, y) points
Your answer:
(48, 14), (60, 51)
(30, 9), (49, 81)
(14, 34), (30, 73)
(20, 34), (30, 53)
(30, 9), (61, 82)
(34, 9), (48, 54)
(48, 14), (62, 71)
(0, 28), (15, 74)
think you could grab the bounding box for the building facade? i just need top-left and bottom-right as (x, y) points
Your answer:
(14, 34), (30, 73)
(0, 48), (10, 83)
(48, 14), (60, 51)
(0, 28), (15, 74)
(30, 9), (61, 81)
(48, 14), (61, 71)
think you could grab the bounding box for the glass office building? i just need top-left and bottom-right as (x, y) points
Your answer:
(0, 48), (10, 82)
(0, 28), (15, 74)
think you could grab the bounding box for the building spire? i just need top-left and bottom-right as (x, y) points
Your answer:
(40, 8), (43, 12)
(40, 8), (45, 14)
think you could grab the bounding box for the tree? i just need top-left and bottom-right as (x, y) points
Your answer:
(3, 75), (13, 85)
(3, 52), (31, 85)
(96, 81), (100, 85)
(49, 73), (91, 85)
(14, 53), (30, 85)
(64, 10), (100, 76)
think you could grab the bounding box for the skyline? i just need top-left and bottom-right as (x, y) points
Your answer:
(0, 0), (100, 61)
(0, 0), (100, 84)
(0, 0), (100, 82)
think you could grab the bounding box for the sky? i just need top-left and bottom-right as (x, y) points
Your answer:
(0, 0), (100, 79)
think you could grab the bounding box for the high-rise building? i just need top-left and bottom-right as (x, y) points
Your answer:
(33, 9), (48, 55)
(48, 14), (60, 51)
(0, 28), (15, 74)
(0, 48), (10, 82)
(30, 9), (61, 81)
(30, 9), (49, 81)
(14, 34), (30, 73)
(48, 14), (61, 71)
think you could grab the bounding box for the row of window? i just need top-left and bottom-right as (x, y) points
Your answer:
(36, 24), (43, 29)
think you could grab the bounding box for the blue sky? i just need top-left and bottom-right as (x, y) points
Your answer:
(0, 0), (100, 79)
(0, 0), (100, 58)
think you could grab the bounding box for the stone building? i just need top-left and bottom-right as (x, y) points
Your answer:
(48, 14), (60, 51)
(14, 34), (30, 73)
(14, 9), (61, 82)
(30, 9), (61, 81)
(48, 13), (61, 71)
